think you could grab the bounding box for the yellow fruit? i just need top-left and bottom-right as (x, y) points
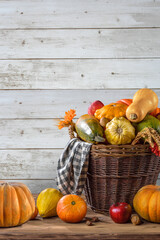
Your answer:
(37, 188), (63, 218)
(105, 117), (135, 145)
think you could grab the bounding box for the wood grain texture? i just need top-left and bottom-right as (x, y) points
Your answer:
(0, 150), (159, 185)
(0, 206), (160, 240)
(0, 234), (159, 240)
(0, 89), (160, 118)
(0, 149), (59, 179)
(1, 0), (160, 195)
(0, 59), (160, 89)
(0, 29), (160, 59)
(1, 0), (160, 29)
(0, 119), (69, 148)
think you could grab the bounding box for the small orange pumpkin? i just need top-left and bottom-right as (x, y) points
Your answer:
(94, 103), (127, 121)
(116, 99), (132, 106)
(30, 206), (38, 220)
(0, 182), (35, 227)
(150, 107), (160, 117)
(133, 185), (160, 223)
(57, 194), (87, 223)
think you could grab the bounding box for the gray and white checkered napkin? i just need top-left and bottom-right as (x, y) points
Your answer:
(57, 138), (92, 195)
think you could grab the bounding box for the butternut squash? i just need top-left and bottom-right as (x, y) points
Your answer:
(126, 88), (158, 123)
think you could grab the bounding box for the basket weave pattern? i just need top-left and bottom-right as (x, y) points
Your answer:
(85, 144), (160, 214)
(68, 126), (160, 214)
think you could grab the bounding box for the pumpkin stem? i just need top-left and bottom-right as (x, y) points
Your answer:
(71, 201), (76, 205)
(117, 127), (123, 134)
(1, 182), (9, 186)
(130, 113), (138, 120)
(94, 136), (105, 142)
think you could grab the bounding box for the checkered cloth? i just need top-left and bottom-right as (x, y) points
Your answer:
(57, 138), (92, 195)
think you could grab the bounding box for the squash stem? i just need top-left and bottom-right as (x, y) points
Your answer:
(130, 113), (138, 120)
(94, 136), (105, 142)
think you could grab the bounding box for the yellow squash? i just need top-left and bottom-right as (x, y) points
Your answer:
(105, 117), (135, 145)
(126, 88), (159, 122)
(37, 188), (63, 218)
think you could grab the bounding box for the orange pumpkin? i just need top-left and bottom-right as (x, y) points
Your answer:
(30, 206), (38, 220)
(94, 103), (127, 121)
(150, 107), (160, 117)
(133, 185), (160, 223)
(57, 194), (87, 223)
(116, 99), (132, 106)
(0, 182), (35, 227)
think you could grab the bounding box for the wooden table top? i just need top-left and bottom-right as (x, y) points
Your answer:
(0, 205), (160, 240)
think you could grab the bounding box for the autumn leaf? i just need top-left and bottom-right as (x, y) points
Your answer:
(58, 109), (76, 129)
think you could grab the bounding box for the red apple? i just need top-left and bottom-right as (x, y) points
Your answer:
(88, 100), (104, 116)
(109, 202), (132, 224)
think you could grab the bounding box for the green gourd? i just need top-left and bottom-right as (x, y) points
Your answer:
(75, 114), (105, 144)
(136, 115), (160, 133)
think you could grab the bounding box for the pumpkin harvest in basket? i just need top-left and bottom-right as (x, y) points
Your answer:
(58, 88), (160, 150)
(0, 182), (35, 227)
(57, 88), (160, 218)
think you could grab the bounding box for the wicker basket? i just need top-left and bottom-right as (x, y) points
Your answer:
(68, 126), (160, 215)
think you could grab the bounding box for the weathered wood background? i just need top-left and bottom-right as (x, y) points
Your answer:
(0, 0), (160, 193)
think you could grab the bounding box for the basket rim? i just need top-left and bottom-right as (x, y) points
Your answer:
(90, 143), (152, 157)
(91, 143), (150, 149)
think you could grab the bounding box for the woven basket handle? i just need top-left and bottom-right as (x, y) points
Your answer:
(68, 123), (77, 139)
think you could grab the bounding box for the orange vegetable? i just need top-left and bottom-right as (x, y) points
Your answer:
(94, 103), (127, 121)
(126, 88), (158, 122)
(0, 182), (35, 227)
(116, 99), (132, 106)
(57, 194), (87, 223)
(150, 108), (160, 117)
(133, 185), (160, 223)
(30, 206), (38, 220)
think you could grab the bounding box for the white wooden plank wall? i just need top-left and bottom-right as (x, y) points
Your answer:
(0, 0), (160, 193)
